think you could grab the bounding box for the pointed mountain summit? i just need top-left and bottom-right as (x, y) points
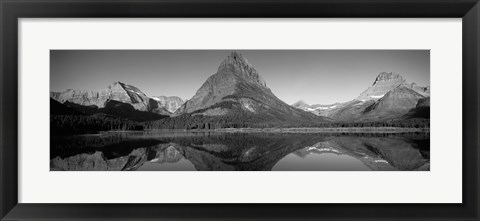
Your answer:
(175, 51), (271, 115)
(173, 51), (327, 126)
(217, 51), (267, 87)
(105, 82), (150, 110)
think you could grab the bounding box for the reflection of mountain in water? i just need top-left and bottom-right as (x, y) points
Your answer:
(50, 132), (429, 171)
(51, 144), (177, 171)
(289, 136), (429, 171)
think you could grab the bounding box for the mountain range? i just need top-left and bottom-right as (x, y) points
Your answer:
(292, 72), (430, 121)
(51, 82), (185, 118)
(51, 51), (430, 130)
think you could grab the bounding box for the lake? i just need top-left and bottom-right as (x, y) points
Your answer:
(50, 131), (430, 171)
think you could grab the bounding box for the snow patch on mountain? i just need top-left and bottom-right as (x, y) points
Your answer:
(306, 146), (342, 154)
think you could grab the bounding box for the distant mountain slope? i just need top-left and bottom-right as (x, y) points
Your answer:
(324, 86), (425, 122)
(360, 86), (425, 121)
(403, 97), (430, 119)
(291, 100), (310, 110)
(160, 51), (329, 128)
(293, 72), (429, 122)
(51, 82), (171, 116)
(152, 96), (184, 113)
(292, 101), (341, 117)
(357, 72), (429, 101)
(323, 100), (376, 122)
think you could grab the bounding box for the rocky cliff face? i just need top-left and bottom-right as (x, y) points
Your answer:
(356, 72), (407, 101)
(217, 51), (267, 87)
(152, 96), (184, 113)
(356, 72), (429, 101)
(51, 82), (171, 115)
(173, 51), (327, 124)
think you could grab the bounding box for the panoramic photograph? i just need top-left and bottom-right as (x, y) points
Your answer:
(50, 50), (430, 171)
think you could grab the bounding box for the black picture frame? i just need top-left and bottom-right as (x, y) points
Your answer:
(1, 0), (479, 220)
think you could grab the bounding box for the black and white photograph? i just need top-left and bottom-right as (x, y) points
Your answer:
(50, 50), (430, 171)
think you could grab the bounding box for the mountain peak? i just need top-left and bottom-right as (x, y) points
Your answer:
(293, 100), (309, 107)
(111, 81), (124, 86)
(217, 51), (267, 87)
(229, 51), (249, 63)
(218, 51), (252, 70)
(373, 72), (405, 85)
(356, 72), (408, 101)
(108, 81), (125, 90)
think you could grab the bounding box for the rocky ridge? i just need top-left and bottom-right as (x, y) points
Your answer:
(356, 72), (429, 101)
(51, 82), (172, 115)
(293, 72), (430, 121)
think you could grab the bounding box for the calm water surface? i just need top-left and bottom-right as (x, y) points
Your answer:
(50, 131), (430, 171)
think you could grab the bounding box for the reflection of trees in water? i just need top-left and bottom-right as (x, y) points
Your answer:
(50, 132), (430, 171)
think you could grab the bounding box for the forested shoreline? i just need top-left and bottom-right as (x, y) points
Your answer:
(50, 113), (430, 135)
(51, 97), (429, 135)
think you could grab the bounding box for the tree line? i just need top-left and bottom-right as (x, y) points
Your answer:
(143, 113), (429, 130)
(51, 114), (144, 135)
(51, 113), (429, 135)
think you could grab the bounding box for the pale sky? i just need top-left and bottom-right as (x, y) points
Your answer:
(51, 50), (429, 105)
